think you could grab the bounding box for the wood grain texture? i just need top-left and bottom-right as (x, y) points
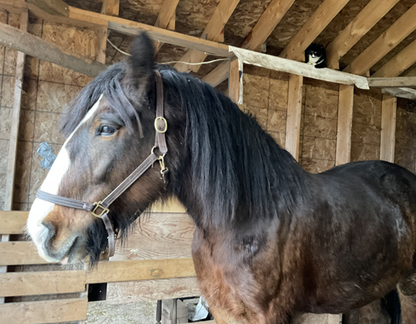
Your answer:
(344, 3), (416, 75)
(336, 85), (354, 166)
(174, 0), (240, 73)
(380, 95), (397, 162)
(280, 0), (350, 61)
(101, 0), (119, 16)
(373, 39), (416, 77)
(153, 0), (180, 53)
(285, 74), (303, 160)
(0, 298), (88, 324)
(112, 212), (194, 261)
(0, 211), (28, 235)
(228, 58), (240, 103)
(0, 270), (87, 297)
(326, 0), (400, 69)
(107, 277), (201, 303)
(381, 87), (416, 100)
(87, 258), (196, 284)
(26, 0), (69, 16)
(0, 241), (54, 266)
(368, 77), (416, 88)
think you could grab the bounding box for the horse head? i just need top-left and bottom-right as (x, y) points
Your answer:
(27, 33), (185, 265)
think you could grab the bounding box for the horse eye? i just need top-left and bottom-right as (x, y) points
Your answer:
(99, 125), (117, 136)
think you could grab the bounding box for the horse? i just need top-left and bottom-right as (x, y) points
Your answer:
(27, 32), (416, 324)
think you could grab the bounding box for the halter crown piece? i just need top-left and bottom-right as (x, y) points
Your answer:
(36, 71), (168, 258)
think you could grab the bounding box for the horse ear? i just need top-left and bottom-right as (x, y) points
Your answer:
(127, 32), (155, 85)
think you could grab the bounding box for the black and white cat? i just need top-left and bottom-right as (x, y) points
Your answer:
(305, 43), (327, 68)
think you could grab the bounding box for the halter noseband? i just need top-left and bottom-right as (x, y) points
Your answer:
(36, 71), (168, 258)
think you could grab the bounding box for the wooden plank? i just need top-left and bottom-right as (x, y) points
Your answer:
(26, 0), (69, 16)
(87, 258), (196, 284)
(68, 7), (232, 58)
(344, 3), (416, 75)
(380, 95), (397, 162)
(107, 277), (201, 303)
(101, 0), (119, 16)
(0, 241), (54, 265)
(382, 87), (416, 100)
(229, 46), (369, 89)
(0, 21), (107, 77)
(335, 85), (354, 166)
(372, 39), (416, 77)
(174, 0), (240, 73)
(280, 0), (351, 61)
(4, 9), (28, 211)
(0, 270), (86, 297)
(0, 211), (27, 235)
(112, 213), (194, 262)
(0, 298), (88, 324)
(241, 0), (295, 51)
(368, 77), (416, 88)
(153, 0), (180, 53)
(285, 74), (303, 160)
(202, 60), (230, 87)
(228, 59), (241, 103)
(326, 0), (399, 69)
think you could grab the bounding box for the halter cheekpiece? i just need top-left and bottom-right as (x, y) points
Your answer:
(36, 71), (168, 258)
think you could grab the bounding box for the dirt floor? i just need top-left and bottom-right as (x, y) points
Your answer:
(87, 300), (157, 324)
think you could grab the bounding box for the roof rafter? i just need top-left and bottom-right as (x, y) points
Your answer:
(153, 0), (180, 54)
(280, 0), (351, 61)
(372, 39), (416, 77)
(26, 0), (68, 16)
(326, 0), (400, 69)
(202, 0), (295, 86)
(174, 0), (240, 73)
(101, 0), (119, 16)
(344, 3), (416, 75)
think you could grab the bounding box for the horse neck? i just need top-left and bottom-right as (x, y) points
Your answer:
(166, 88), (308, 231)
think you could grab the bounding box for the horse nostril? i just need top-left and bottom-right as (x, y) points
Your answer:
(41, 221), (56, 248)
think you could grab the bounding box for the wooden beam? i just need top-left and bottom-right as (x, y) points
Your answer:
(326, 0), (399, 69)
(153, 0), (180, 53)
(26, 0), (69, 16)
(202, 60), (230, 87)
(381, 87), (416, 100)
(285, 75), (303, 160)
(87, 258), (196, 284)
(335, 85), (354, 165)
(280, 0), (351, 61)
(203, 0), (295, 86)
(0, 211), (28, 235)
(0, 298), (88, 324)
(372, 39), (416, 77)
(0, 21), (107, 77)
(174, 0), (240, 73)
(0, 242), (52, 265)
(344, 3), (416, 75)
(241, 0), (295, 51)
(0, 271), (87, 297)
(229, 46), (369, 89)
(380, 95), (397, 162)
(101, 0), (119, 16)
(228, 59), (241, 103)
(368, 77), (416, 88)
(4, 9), (28, 212)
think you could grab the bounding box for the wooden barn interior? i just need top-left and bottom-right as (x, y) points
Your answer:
(1, 0), (416, 323)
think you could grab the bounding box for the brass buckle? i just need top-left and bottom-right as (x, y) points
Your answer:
(154, 116), (168, 133)
(91, 202), (110, 218)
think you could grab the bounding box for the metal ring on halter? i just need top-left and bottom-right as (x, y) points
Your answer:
(154, 116), (168, 133)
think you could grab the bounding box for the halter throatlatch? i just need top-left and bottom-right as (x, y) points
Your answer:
(36, 71), (168, 259)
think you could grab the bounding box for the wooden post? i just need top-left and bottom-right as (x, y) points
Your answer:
(285, 74), (303, 160)
(335, 85), (354, 165)
(380, 94), (397, 162)
(1, 7), (28, 304)
(228, 58), (241, 104)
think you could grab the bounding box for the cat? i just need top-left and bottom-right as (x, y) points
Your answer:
(305, 43), (327, 68)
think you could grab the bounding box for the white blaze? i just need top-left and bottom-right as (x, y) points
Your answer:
(27, 95), (103, 260)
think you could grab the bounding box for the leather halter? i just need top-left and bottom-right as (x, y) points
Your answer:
(36, 71), (168, 258)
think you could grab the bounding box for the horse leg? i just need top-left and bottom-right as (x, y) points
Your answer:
(397, 270), (416, 324)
